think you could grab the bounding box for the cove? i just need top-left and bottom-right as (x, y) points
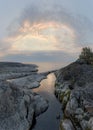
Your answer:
(32, 73), (62, 130)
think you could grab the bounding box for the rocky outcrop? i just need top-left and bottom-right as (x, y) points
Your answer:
(7, 73), (46, 89)
(0, 81), (48, 130)
(0, 62), (38, 81)
(0, 62), (49, 130)
(55, 61), (93, 130)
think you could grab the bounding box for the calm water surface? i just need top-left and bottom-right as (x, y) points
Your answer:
(32, 73), (62, 130)
(27, 62), (68, 72)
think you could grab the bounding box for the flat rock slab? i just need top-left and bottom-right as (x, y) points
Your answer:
(8, 74), (46, 89)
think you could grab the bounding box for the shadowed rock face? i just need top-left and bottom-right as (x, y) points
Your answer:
(0, 81), (34, 130)
(55, 61), (93, 130)
(0, 62), (49, 130)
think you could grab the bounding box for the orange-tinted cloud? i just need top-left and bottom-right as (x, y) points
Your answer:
(9, 21), (80, 53)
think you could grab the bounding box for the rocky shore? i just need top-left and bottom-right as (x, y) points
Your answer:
(55, 60), (93, 130)
(0, 62), (49, 130)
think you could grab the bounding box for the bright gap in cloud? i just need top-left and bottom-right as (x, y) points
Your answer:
(11, 22), (79, 53)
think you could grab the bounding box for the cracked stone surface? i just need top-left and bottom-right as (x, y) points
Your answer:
(0, 62), (49, 130)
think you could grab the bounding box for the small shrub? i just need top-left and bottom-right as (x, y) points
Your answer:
(79, 47), (93, 65)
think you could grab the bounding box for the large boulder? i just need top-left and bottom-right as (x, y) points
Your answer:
(60, 119), (75, 130)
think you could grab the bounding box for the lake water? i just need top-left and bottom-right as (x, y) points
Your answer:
(32, 73), (62, 130)
(27, 61), (70, 72)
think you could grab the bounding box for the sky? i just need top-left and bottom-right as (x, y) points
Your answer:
(0, 0), (93, 64)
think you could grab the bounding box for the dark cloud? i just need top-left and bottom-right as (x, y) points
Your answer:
(0, 51), (77, 63)
(14, 0), (93, 47)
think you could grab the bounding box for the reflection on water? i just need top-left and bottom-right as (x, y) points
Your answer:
(32, 73), (62, 130)
(33, 74), (55, 94)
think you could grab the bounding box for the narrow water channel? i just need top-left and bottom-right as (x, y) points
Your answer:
(32, 73), (62, 130)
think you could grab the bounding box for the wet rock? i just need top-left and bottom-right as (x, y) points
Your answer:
(66, 97), (78, 114)
(75, 108), (84, 115)
(80, 120), (88, 130)
(32, 94), (48, 116)
(88, 117), (93, 130)
(60, 119), (75, 130)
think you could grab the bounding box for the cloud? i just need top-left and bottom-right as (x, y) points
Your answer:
(0, 39), (12, 56)
(1, 0), (93, 59)
(18, 0), (93, 43)
(0, 50), (77, 63)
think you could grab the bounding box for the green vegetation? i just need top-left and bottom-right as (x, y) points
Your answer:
(79, 47), (93, 65)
